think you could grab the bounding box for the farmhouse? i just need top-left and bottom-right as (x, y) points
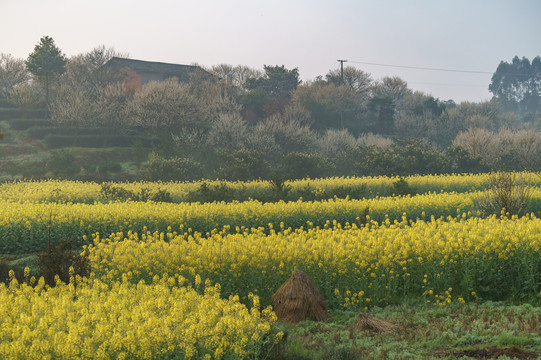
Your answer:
(104, 57), (210, 91)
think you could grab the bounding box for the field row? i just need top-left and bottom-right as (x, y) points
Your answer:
(3, 172), (538, 203)
(2, 187), (541, 254)
(1, 275), (278, 359)
(88, 215), (541, 308)
(0, 191), (483, 253)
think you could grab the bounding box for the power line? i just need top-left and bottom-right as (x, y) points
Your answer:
(347, 60), (493, 75)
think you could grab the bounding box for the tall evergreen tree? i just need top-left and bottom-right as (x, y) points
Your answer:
(26, 36), (66, 112)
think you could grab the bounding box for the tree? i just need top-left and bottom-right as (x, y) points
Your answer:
(325, 66), (372, 95)
(50, 46), (130, 127)
(241, 65), (301, 120)
(127, 78), (203, 132)
(245, 65), (301, 98)
(369, 76), (410, 134)
(292, 82), (366, 133)
(0, 53), (30, 98)
(66, 46), (128, 91)
(26, 36), (66, 110)
(489, 56), (541, 116)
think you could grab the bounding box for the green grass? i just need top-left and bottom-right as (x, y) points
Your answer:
(267, 302), (541, 360)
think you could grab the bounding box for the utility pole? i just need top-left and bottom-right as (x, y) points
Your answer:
(337, 60), (347, 129)
(337, 59), (347, 82)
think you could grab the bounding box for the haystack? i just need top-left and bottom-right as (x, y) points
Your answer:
(354, 313), (398, 333)
(271, 269), (328, 323)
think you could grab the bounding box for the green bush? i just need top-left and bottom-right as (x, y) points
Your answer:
(97, 160), (122, 174)
(186, 182), (243, 203)
(100, 183), (174, 203)
(355, 141), (450, 177)
(217, 149), (271, 181)
(389, 177), (417, 196)
(280, 152), (335, 180)
(447, 145), (490, 173)
(141, 154), (203, 181)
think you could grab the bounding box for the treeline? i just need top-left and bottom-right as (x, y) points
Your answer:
(1, 42), (540, 181)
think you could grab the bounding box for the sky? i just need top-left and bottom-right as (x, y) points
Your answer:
(1, 0), (540, 103)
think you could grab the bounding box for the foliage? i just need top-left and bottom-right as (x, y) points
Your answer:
(100, 183), (173, 203)
(186, 181), (240, 203)
(389, 177), (417, 196)
(37, 237), (90, 286)
(325, 66), (372, 95)
(8, 82), (45, 110)
(2, 172), (536, 204)
(246, 64), (301, 98)
(489, 55), (541, 116)
(446, 145), (490, 173)
(293, 82), (366, 133)
(25, 36), (66, 108)
(206, 112), (249, 152)
(453, 127), (541, 170)
(217, 149), (271, 181)
(242, 65), (301, 119)
(255, 115), (316, 154)
(477, 171), (533, 218)
(127, 78), (202, 131)
(0, 53), (30, 98)
(280, 152), (334, 180)
(355, 140), (450, 177)
(141, 152), (203, 181)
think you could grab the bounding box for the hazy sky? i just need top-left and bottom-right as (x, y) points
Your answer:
(1, 0), (540, 103)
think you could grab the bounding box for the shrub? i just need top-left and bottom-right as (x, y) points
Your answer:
(0, 260), (10, 283)
(141, 153), (203, 181)
(37, 238), (90, 287)
(9, 82), (44, 111)
(315, 129), (359, 158)
(100, 183), (173, 203)
(268, 176), (292, 201)
(391, 139), (450, 175)
(280, 152), (335, 180)
(97, 160), (122, 174)
(477, 171), (533, 218)
(357, 132), (393, 149)
(186, 182), (241, 203)
(217, 149), (271, 181)
(255, 116), (316, 154)
(389, 177), (417, 197)
(206, 113), (249, 153)
(447, 145), (490, 173)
